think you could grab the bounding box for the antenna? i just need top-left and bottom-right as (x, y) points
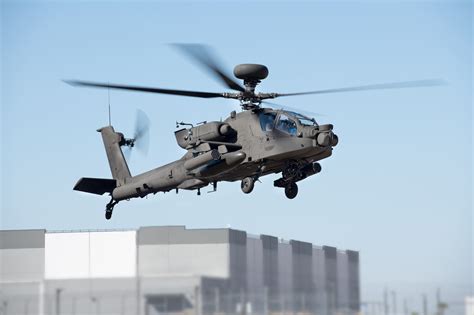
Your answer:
(107, 85), (111, 126)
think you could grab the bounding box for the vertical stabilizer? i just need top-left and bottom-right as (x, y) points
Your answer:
(97, 126), (131, 185)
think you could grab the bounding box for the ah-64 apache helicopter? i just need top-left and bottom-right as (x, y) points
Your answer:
(67, 44), (443, 220)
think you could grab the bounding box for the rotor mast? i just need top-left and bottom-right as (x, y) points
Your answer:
(233, 63), (270, 109)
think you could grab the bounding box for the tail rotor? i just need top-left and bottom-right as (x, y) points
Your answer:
(122, 109), (150, 161)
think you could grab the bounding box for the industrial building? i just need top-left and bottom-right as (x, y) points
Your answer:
(0, 226), (360, 315)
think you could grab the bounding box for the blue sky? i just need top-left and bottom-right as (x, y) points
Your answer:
(1, 0), (472, 311)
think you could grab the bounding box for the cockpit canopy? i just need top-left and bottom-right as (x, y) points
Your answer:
(287, 111), (318, 127)
(259, 109), (317, 136)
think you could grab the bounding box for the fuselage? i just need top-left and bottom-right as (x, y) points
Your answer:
(110, 108), (338, 201)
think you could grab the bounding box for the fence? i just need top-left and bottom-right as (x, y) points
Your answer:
(0, 291), (359, 315)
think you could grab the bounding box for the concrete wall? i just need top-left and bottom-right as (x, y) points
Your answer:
(313, 247), (326, 314)
(337, 251), (349, 314)
(137, 226), (231, 278)
(228, 229), (247, 291)
(261, 235), (279, 300)
(45, 231), (137, 279)
(246, 237), (263, 295)
(347, 250), (360, 313)
(43, 278), (137, 315)
(277, 242), (293, 306)
(0, 230), (45, 282)
(323, 246), (338, 315)
(0, 230), (45, 315)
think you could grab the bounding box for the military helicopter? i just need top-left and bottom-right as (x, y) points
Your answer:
(67, 44), (443, 219)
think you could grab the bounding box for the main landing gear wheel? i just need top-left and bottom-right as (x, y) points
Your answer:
(284, 182), (298, 199)
(241, 177), (255, 194)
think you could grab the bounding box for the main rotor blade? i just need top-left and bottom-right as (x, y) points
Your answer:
(261, 101), (325, 118)
(171, 43), (245, 92)
(275, 79), (446, 98)
(64, 80), (226, 98)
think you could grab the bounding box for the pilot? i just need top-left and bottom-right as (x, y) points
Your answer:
(265, 121), (273, 131)
(288, 124), (297, 135)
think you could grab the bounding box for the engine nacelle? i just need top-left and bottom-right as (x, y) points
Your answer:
(174, 121), (233, 149)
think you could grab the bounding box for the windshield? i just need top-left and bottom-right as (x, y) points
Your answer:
(276, 113), (297, 136)
(259, 112), (277, 131)
(286, 111), (318, 126)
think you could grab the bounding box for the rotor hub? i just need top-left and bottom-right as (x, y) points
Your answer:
(232, 64), (270, 109)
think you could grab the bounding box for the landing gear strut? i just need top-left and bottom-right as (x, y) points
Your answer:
(241, 177), (255, 194)
(105, 199), (118, 220)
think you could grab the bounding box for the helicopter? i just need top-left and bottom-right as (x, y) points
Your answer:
(67, 44), (443, 220)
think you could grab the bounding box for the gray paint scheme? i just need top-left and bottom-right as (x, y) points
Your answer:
(99, 126), (131, 183)
(70, 45), (440, 220)
(75, 107), (336, 219)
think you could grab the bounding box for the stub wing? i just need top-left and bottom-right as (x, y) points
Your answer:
(74, 177), (116, 195)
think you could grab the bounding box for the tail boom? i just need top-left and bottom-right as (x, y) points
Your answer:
(97, 126), (131, 184)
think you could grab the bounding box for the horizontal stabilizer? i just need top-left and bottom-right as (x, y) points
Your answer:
(74, 177), (116, 195)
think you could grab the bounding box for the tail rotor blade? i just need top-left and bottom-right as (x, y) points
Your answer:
(133, 109), (150, 155)
(122, 145), (132, 162)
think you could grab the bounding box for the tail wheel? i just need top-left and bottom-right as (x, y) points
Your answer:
(284, 182), (298, 199)
(105, 210), (113, 220)
(105, 199), (117, 220)
(241, 177), (255, 194)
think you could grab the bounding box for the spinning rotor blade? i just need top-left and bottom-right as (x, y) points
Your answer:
(123, 146), (132, 162)
(122, 109), (150, 162)
(133, 109), (150, 155)
(171, 43), (245, 92)
(64, 80), (226, 98)
(274, 79), (446, 98)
